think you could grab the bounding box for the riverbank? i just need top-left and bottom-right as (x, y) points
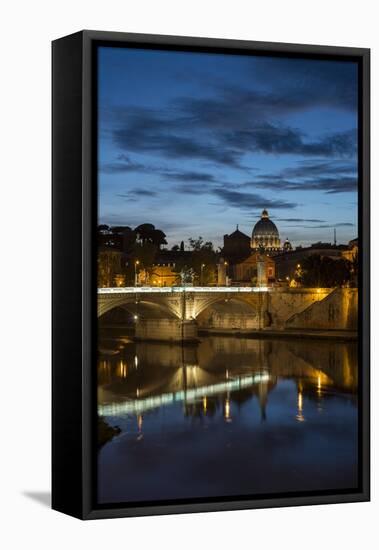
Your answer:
(198, 328), (358, 341)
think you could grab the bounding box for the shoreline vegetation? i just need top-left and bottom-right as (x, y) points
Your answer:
(98, 418), (121, 448)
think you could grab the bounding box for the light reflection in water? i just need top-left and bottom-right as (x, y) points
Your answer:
(296, 389), (305, 423)
(99, 372), (270, 416)
(202, 396), (207, 413)
(97, 332), (358, 503)
(224, 397), (231, 422)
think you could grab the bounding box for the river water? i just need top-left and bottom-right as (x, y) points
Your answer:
(97, 330), (358, 505)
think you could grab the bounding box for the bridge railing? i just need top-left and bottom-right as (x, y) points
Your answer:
(97, 286), (271, 294)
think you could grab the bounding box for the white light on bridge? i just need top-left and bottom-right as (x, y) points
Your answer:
(98, 286), (270, 294)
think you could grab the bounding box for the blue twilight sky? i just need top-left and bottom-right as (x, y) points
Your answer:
(98, 46), (358, 249)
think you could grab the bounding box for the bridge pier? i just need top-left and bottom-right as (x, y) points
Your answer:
(135, 318), (198, 342)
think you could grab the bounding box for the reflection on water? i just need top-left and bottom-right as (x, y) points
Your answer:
(97, 330), (358, 504)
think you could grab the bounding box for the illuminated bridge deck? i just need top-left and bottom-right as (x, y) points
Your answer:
(98, 286), (271, 294)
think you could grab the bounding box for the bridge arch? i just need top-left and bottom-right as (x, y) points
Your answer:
(98, 295), (180, 319)
(193, 295), (259, 320)
(195, 296), (260, 330)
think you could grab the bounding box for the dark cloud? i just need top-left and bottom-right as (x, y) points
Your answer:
(172, 183), (215, 195)
(100, 154), (148, 174)
(240, 157), (358, 195)
(213, 189), (297, 210)
(280, 160), (357, 178)
(286, 222), (355, 229)
(116, 188), (157, 200)
(114, 128), (242, 167)
(160, 170), (216, 183)
(178, 57), (357, 131)
(250, 175), (357, 194)
(132, 189), (157, 197)
(222, 126), (356, 157)
(277, 218), (325, 223)
(249, 57), (358, 112)
(105, 83), (357, 168)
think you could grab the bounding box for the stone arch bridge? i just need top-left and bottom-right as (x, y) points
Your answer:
(97, 286), (354, 340)
(98, 286), (269, 321)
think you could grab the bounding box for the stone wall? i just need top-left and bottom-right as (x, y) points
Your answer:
(285, 288), (358, 330)
(266, 288), (331, 328)
(199, 312), (259, 330)
(135, 318), (198, 342)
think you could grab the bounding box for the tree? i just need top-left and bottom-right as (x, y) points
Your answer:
(120, 227), (136, 254)
(134, 224), (167, 249)
(300, 254), (352, 288)
(134, 223), (156, 244)
(188, 236), (205, 251)
(98, 224), (110, 233)
(180, 236), (218, 285)
(151, 229), (167, 248)
(111, 225), (129, 235)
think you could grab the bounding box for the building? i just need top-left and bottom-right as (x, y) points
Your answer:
(223, 225), (251, 263)
(222, 211), (279, 285)
(149, 263), (177, 286)
(251, 209), (281, 253)
(150, 250), (193, 286)
(283, 238), (293, 252)
(233, 253), (276, 286)
(98, 248), (125, 288)
(274, 242), (351, 281)
(342, 238), (358, 262)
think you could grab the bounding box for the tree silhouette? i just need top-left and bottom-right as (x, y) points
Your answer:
(134, 223), (167, 249)
(300, 254), (352, 287)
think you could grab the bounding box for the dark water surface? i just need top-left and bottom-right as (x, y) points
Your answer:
(97, 330), (358, 504)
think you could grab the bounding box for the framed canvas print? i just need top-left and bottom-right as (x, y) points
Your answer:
(52, 30), (370, 519)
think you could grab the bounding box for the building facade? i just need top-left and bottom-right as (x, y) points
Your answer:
(233, 253), (276, 285)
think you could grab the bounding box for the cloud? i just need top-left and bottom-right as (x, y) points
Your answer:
(279, 160), (357, 178)
(277, 218), (325, 223)
(250, 175), (357, 194)
(100, 154), (149, 174)
(247, 57), (358, 112)
(286, 222), (355, 229)
(213, 189), (297, 210)
(172, 183), (215, 195)
(116, 188), (157, 200)
(160, 170), (217, 183)
(222, 126), (357, 157)
(178, 57), (357, 132)
(104, 76), (357, 168)
(113, 124), (242, 167)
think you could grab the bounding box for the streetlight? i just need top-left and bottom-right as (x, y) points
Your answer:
(200, 263), (205, 286)
(134, 260), (140, 286)
(224, 261), (228, 284)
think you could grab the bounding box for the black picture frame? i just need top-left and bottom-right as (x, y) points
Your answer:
(52, 30), (370, 520)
